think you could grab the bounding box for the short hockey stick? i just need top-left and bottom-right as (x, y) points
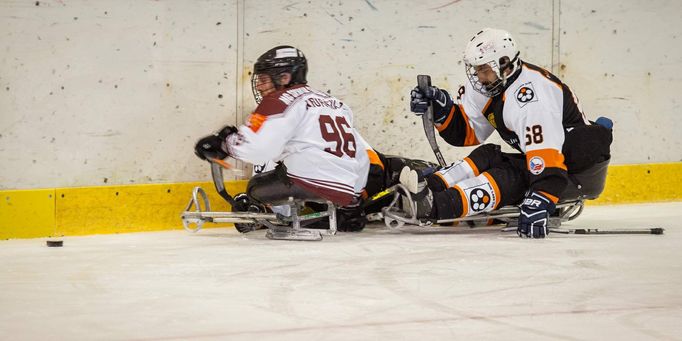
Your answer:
(417, 75), (447, 167)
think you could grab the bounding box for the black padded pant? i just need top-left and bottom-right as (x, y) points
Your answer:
(427, 124), (612, 218)
(246, 165), (323, 206)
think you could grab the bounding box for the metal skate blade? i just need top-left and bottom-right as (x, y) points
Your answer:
(265, 228), (323, 241)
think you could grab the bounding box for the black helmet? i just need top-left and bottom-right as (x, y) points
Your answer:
(251, 45), (308, 103)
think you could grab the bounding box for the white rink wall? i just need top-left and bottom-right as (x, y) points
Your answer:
(1, 0), (680, 189)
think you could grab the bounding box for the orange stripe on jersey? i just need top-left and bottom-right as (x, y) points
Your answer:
(453, 185), (468, 217)
(436, 105), (456, 133)
(434, 172), (450, 188)
(437, 104), (479, 146)
(457, 104), (480, 146)
(247, 113), (267, 133)
(482, 172), (502, 209)
(366, 148), (384, 171)
(526, 149), (567, 172)
(538, 191), (559, 204)
(464, 157), (480, 176)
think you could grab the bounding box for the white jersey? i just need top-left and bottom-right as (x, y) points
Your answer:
(227, 85), (369, 205)
(438, 61), (590, 199)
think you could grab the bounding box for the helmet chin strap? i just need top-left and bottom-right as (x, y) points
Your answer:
(500, 52), (521, 87)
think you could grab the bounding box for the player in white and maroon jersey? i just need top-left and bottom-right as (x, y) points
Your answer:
(248, 137), (437, 233)
(195, 46), (369, 213)
(406, 28), (613, 238)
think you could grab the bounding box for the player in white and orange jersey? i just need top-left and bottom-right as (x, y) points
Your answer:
(406, 28), (613, 238)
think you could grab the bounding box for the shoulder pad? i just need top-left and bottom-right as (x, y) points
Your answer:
(255, 85), (311, 116)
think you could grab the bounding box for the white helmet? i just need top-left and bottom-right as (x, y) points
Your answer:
(463, 28), (521, 97)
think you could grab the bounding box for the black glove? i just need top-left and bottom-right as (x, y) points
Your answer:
(193, 125), (237, 161)
(232, 193), (267, 233)
(410, 86), (452, 124)
(216, 125), (238, 139)
(517, 192), (556, 239)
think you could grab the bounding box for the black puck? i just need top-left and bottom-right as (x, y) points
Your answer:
(46, 240), (63, 247)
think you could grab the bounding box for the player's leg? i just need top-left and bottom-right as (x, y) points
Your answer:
(432, 166), (528, 219)
(246, 168), (320, 205)
(424, 143), (507, 191)
(400, 161), (528, 220)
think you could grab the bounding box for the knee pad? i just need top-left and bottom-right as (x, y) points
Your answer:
(453, 173), (500, 217)
(433, 159), (477, 188)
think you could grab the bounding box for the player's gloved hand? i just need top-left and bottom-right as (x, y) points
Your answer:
(194, 125), (237, 161)
(410, 86), (452, 124)
(216, 125), (238, 139)
(517, 192), (556, 239)
(232, 193), (266, 233)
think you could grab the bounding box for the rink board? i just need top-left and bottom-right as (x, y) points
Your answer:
(0, 163), (679, 239)
(1, 181), (247, 239)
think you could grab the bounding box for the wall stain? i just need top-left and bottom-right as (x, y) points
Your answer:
(523, 22), (550, 31)
(364, 0), (378, 11)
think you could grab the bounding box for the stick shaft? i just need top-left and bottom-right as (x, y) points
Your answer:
(417, 75), (447, 167)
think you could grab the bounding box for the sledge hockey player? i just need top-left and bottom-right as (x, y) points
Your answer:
(194, 45), (371, 231)
(249, 146), (436, 231)
(406, 28), (613, 239)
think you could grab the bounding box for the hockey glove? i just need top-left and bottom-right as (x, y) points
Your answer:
(409, 86), (452, 124)
(232, 193), (266, 233)
(517, 192), (556, 239)
(194, 125), (237, 161)
(216, 125), (238, 139)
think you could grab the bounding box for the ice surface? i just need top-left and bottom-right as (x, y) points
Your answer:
(1, 202), (681, 340)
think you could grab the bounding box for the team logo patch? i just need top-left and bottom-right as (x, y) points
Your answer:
(487, 113), (497, 128)
(529, 156), (545, 175)
(515, 82), (538, 108)
(469, 188), (492, 212)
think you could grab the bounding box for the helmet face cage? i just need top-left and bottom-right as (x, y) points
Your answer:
(250, 47), (308, 104)
(465, 60), (505, 97)
(251, 72), (263, 104)
(463, 28), (520, 97)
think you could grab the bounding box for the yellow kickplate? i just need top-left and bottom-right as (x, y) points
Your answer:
(0, 189), (56, 239)
(55, 181), (247, 236)
(2, 162), (680, 239)
(590, 163), (682, 205)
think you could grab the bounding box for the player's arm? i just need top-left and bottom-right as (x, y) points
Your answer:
(436, 85), (496, 146)
(411, 85), (493, 146)
(226, 97), (301, 164)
